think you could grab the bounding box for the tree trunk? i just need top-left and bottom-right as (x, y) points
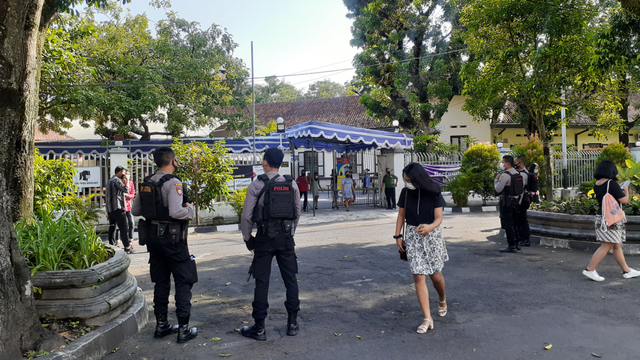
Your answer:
(0, 0), (62, 357)
(534, 112), (554, 200)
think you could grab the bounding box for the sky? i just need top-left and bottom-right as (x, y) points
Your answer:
(119, 0), (360, 91)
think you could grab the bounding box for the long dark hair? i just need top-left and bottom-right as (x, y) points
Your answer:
(402, 163), (441, 194)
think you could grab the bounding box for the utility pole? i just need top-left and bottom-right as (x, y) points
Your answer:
(252, 41), (256, 164)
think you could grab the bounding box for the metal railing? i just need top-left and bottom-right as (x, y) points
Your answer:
(405, 151), (464, 166)
(551, 150), (601, 188)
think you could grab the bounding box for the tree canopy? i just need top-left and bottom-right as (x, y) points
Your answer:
(39, 3), (249, 140)
(344, 0), (464, 131)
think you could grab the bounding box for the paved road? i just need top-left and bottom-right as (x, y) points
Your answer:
(107, 212), (640, 360)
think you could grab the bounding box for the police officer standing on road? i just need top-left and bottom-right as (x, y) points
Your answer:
(131, 147), (198, 344)
(494, 155), (525, 253)
(514, 156), (531, 247)
(240, 148), (302, 341)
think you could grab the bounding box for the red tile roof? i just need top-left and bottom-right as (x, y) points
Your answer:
(35, 128), (75, 141)
(249, 96), (386, 129)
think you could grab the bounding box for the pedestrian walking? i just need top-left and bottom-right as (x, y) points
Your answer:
(105, 166), (132, 253)
(495, 155), (525, 253)
(296, 170), (310, 212)
(115, 169), (137, 247)
(363, 169), (371, 194)
(382, 168), (398, 209)
(240, 148), (302, 341)
(583, 160), (640, 281)
(312, 172), (320, 210)
(514, 156), (531, 247)
(131, 147), (198, 343)
(342, 171), (355, 211)
(330, 169), (339, 209)
(394, 162), (448, 334)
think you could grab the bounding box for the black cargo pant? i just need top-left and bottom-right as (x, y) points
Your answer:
(147, 227), (198, 318)
(251, 234), (300, 319)
(108, 209), (130, 248)
(514, 205), (530, 244)
(499, 198), (518, 247)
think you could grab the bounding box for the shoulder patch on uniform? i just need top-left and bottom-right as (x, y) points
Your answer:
(174, 183), (182, 187)
(177, 188), (183, 195)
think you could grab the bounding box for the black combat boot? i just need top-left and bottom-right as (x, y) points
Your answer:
(521, 240), (531, 247)
(241, 318), (266, 341)
(515, 241), (521, 251)
(286, 312), (299, 336)
(176, 315), (198, 343)
(154, 313), (178, 339)
(499, 246), (517, 253)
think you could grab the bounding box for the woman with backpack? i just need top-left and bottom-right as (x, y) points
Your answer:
(583, 160), (640, 281)
(394, 163), (448, 334)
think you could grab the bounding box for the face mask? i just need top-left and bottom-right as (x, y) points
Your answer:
(173, 160), (180, 172)
(405, 182), (416, 190)
(315, 176), (319, 180)
(499, 163), (505, 170)
(534, 169), (539, 174)
(386, 171), (390, 175)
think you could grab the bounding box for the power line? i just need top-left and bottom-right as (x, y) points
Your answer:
(40, 48), (466, 88)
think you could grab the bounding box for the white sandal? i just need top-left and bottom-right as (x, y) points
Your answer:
(438, 298), (447, 317)
(416, 318), (433, 334)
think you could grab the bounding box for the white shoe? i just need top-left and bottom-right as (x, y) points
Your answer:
(583, 269), (605, 282)
(623, 268), (640, 279)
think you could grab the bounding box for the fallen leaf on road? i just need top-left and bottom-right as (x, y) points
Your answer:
(544, 344), (552, 350)
(343, 256), (348, 258)
(334, 333), (342, 336)
(225, 282), (231, 286)
(167, 342), (171, 345)
(111, 348), (120, 353)
(356, 336), (363, 340)
(201, 295), (204, 297)
(592, 353), (602, 358)
(211, 338), (221, 341)
(219, 354), (232, 357)
(297, 280), (301, 282)
(234, 329), (240, 332)
(242, 321), (249, 324)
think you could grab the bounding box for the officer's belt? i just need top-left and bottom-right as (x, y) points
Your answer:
(151, 220), (182, 225)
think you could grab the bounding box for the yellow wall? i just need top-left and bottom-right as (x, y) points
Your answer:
(492, 128), (640, 149)
(439, 95), (492, 144)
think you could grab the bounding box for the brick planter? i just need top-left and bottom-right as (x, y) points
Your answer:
(31, 246), (141, 326)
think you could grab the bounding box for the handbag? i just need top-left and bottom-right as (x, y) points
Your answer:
(601, 180), (626, 230)
(399, 190), (408, 261)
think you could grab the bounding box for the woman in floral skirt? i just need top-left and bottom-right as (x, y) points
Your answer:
(394, 162), (448, 334)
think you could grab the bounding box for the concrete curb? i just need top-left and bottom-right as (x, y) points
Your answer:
(444, 206), (498, 213)
(41, 288), (148, 360)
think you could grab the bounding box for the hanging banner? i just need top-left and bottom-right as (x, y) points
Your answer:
(423, 164), (461, 185)
(336, 158), (350, 198)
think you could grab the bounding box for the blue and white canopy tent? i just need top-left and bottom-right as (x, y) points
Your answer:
(272, 121), (413, 216)
(284, 121), (412, 152)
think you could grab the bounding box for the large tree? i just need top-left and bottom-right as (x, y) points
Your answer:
(254, 76), (303, 104)
(344, 0), (464, 131)
(39, 3), (249, 140)
(461, 0), (621, 199)
(0, 1), (125, 357)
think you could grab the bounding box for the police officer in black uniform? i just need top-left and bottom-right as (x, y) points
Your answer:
(240, 148), (302, 341)
(131, 147), (198, 343)
(514, 156), (531, 247)
(494, 155), (525, 253)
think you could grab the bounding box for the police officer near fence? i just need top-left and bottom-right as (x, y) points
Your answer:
(240, 147), (302, 341)
(494, 155), (526, 253)
(131, 146), (198, 343)
(514, 156), (532, 247)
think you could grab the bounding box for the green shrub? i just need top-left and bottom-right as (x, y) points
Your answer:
(446, 170), (473, 207)
(461, 143), (501, 204)
(34, 149), (78, 214)
(227, 187), (248, 221)
(16, 211), (114, 275)
(578, 180), (596, 197)
(512, 134), (546, 186)
(531, 199), (598, 215)
(63, 194), (104, 223)
(596, 142), (631, 167)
